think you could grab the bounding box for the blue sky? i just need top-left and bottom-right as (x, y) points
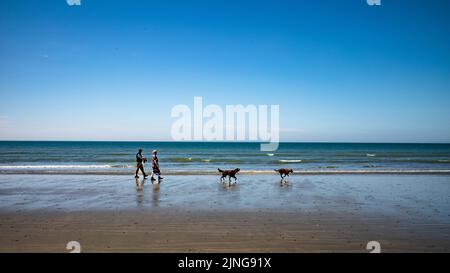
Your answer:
(0, 0), (449, 142)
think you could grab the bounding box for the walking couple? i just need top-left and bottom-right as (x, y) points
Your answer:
(135, 149), (163, 182)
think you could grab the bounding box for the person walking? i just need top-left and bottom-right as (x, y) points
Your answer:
(135, 149), (148, 179)
(151, 150), (163, 182)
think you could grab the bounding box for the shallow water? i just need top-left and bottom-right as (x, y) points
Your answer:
(0, 174), (449, 225)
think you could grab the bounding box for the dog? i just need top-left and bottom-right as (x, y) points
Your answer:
(218, 168), (240, 185)
(275, 168), (293, 181)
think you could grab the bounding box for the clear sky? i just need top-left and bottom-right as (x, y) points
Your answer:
(0, 0), (449, 142)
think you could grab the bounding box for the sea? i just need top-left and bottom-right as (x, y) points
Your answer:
(0, 141), (449, 175)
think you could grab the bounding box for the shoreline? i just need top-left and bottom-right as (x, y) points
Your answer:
(1, 169), (450, 175)
(1, 174), (449, 213)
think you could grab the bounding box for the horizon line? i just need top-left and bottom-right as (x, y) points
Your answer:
(0, 140), (449, 145)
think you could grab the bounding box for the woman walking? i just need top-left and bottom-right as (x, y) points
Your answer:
(151, 150), (163, 182)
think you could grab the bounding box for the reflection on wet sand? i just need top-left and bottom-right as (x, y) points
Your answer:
(1, 174), (449, 227)
(135, 177), (146, 191)
(134, 177), (162, 207)
(151, 180), (160, 207)
(135, 177), (146, 206)
(279, 179), (292, 188)
(218, 179), (239, 192)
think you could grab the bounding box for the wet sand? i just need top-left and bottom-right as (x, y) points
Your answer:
(0, 174), (449, 252)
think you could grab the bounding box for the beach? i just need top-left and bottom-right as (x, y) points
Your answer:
(0, 174), (449, 252)
(2, 209), (448, 253)
(1, 141), (449, 252)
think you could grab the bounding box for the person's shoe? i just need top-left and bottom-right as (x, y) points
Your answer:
(134, 175), (139, 178)
(144, 175), (149, 179)
(151, 177), (156, 181)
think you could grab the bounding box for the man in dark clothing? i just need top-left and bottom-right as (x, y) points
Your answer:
(135, 149), (148, 179)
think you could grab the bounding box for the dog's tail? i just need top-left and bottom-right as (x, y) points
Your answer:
(218, 168), (224, 173)
(274, 169), (280, 172)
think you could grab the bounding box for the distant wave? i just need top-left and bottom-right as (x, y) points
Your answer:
(366, 154), (376, 157)
(166, 157), (243, 163)
(278, 159), (303, 163)
(111, 164), (134, 168)
(167, 157), (197, 163)
(0, 165), (114, 169)
(2, 157), (449, 170)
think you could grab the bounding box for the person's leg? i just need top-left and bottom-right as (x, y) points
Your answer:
(152, 167), (162, 181)
(135, 164), (140, 178)
(139, 165), (147, 177)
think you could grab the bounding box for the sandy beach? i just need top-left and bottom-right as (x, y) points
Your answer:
(0, 174), (449, 252)
(1, 209), (448, 253)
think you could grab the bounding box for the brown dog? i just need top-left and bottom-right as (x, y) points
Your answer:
(275, 168), (293, 181)
(218, 168), (240, 185)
